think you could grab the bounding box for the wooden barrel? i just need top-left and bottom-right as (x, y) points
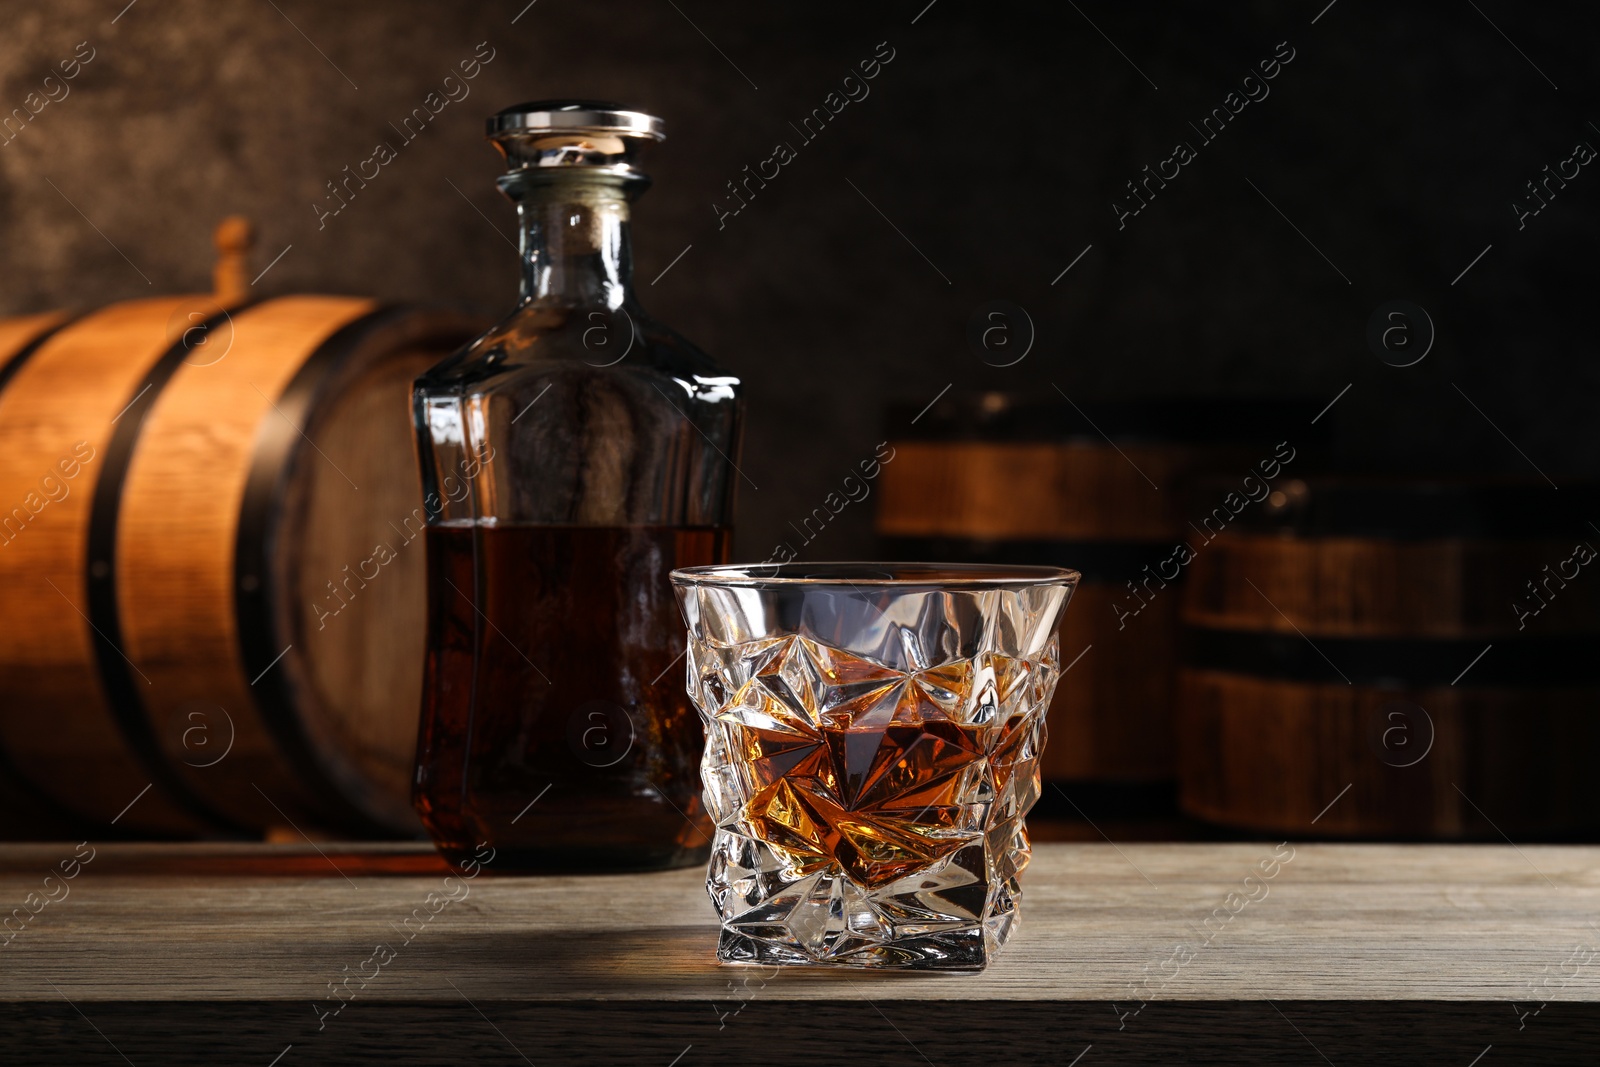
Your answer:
(0, 294), (482, 837)
(877, 393), (1317, 799)
(1177, 478), (1600, 838)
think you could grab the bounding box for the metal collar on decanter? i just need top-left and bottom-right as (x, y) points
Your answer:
(488, 100), (664, 178)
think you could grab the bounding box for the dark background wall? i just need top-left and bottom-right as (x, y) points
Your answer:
(2, 1), (1596, 559)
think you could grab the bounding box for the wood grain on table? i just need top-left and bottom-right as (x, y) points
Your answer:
(2, 842), (1597, 1065)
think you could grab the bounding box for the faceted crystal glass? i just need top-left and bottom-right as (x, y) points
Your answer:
(671, 563), (1078, 971)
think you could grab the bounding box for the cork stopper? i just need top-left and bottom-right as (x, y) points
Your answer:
(213, 216), (256, 303)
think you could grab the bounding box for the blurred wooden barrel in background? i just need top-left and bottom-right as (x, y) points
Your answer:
(0, 293), (481, 838)
(877, 392), (1315, 810)
(1178, 478), (1600, 838)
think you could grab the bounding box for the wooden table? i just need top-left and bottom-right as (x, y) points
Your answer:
(2, 842), (1597, 1064)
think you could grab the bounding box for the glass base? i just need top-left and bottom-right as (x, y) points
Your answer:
(708, 833), (1024, 972)
(716, 921), (1004, 972)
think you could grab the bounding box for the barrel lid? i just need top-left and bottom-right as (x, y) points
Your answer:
(1191, 475), (1600, 539)
(887, 392), (1329, 445)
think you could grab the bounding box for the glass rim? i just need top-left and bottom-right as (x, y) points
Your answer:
(670, 561), (1081, 589)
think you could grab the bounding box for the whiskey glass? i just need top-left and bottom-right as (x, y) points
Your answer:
(671, 563), (1078, 970)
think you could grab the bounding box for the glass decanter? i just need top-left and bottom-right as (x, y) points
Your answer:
(411, 101), (741, 872)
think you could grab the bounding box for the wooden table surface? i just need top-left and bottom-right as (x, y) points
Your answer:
(2, 841), (1598, 1065)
